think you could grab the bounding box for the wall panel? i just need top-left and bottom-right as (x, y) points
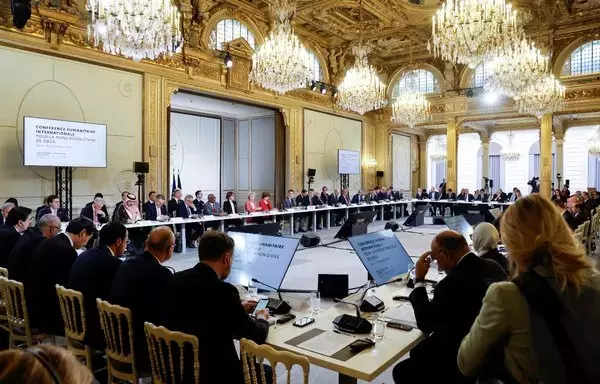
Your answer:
(392, 134), (411, 192)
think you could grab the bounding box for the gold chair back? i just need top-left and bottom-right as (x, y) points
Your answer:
(0, 276), (38, 347)
(144, 322), (200, 384)
(0, 268), (9, 333)
(240, 338), (310, 384)
(97, 298), (138, 383)
(56, 285), (93, 368)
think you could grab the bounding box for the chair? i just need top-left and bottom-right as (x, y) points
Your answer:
(0, 277), (46, 348)
(56, 285), (93, 368)
(0, 268), (9, 333)
(144, 322), (200, 384)
(97, 298), (140, 383)
(240, 338), (310, 384)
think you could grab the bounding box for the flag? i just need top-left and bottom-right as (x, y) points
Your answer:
(171, 172), (176, 196)
(177, 171), (182, 190)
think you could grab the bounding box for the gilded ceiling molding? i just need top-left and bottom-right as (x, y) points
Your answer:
(386, 63), (446, 100)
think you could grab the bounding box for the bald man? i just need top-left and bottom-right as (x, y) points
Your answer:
(110, 226), (174, 371)
(392, 231), (506, 384)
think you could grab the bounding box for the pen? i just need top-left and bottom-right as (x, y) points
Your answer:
(333, 329), (355, 337)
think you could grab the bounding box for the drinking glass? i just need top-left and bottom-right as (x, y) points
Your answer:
(309, 291), (321, 315)
(247, 280), (258, 299)
(372, 318), (386, 340)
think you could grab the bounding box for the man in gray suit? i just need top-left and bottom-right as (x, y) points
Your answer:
(203, 194), (222, 230)
(283, 189), (305, 233)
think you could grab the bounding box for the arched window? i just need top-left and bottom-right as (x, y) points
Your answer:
(392, 69), (439, 98)
(562, 41), (600, 77)
(470, 62), (494, 88)
(209, 19), (256, 50)
(307, 50), (323, 82)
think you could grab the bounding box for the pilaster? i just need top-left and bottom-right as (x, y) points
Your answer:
(446, 118), (459, 192)
(540, 114), (553, 199)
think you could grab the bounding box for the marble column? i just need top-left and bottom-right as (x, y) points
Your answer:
(446, 119), (459, 191)
(539, 114), (553, 199)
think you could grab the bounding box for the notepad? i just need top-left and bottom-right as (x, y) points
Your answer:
(296, 331), (355, 357)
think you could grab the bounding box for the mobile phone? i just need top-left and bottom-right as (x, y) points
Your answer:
(293, 317), (315, 327)
(252, 298), (269, 317)
(276, 313), (296, 324)
(387, 320), (413, 331)
(349, 338), (375, 352)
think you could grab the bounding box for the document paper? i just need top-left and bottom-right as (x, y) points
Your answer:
(296, 331), (355, 357)
(381, 303), (418, 328)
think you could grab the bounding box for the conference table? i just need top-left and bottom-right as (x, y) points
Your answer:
(63, 199), (512, 252)
(265, 282), (425, 384)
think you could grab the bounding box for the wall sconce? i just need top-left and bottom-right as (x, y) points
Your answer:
(362, 156), (377, 170)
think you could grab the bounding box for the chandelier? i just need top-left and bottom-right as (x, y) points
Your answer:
(391, 72), (430, 128)
(249, 1), (311, 94)
(589, 127), (600, 155)
(429, 0), (520, 68)
(337, 44), (387, 115)
(486, 37), (549, 100)
(515, 74), (566, 118)
(87, 0), (182, 61)
(430, 137), (447, 162)
(500, 132), (520, 161)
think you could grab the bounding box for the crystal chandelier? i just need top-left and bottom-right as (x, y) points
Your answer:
(391, 72), (430, 128)
(515, 74), (566, 118)
(429, 0), (520, 68)
(87, 0), (182, 61)
(589, 127), (600, 155)
(486, 37), (549, 100)
(337, 43), (388, 115)
(249, 1), (312, 94)
(430, 137), (447, 162)
(500, 132), (520, 161)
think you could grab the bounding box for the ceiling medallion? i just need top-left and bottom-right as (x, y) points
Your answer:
(429, 0), (520, 68)
(515, 74), (566, 118)
(391, 71), (430, 128)
(87, 0), (183, 61)
(336, 43), (388, 115)
(249, 0), (312, 95)
(486, 37), (549, 100)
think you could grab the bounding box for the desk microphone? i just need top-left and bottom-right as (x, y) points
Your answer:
(332, 299), (373, 334)
(250, 278), (291, 315)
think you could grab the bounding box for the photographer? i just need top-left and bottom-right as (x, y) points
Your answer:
(527, 177), (540, 194)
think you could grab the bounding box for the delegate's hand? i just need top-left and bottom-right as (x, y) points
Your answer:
(242, 300), (257, 313)
(415, 251), (432, 282)
(254, 309), (270, 321)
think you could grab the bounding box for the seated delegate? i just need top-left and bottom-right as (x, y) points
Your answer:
(393, 230), (506, 384)
(458, 195), (600, 383)
(163, 231), (270, 384)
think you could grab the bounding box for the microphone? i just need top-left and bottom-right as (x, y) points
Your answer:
(332, 298), (373, 334)
(250, 278), (291, 315)
(333, 298), (361, 318)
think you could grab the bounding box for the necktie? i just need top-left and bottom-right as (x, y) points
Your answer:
(212, 204), (216, 213)
(187, 207), (191, 216)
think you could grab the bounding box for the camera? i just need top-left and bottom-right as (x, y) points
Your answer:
(527, 177), (540, 193)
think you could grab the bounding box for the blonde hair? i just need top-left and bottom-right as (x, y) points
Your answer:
(500, 194), (595, 293)
(0, 345), (93, 383)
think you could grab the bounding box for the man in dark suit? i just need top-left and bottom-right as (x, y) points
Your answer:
(296, 189), (309, 207)
(110, 226), (174, 372)
(443, 188), (457, 216)
(328, 189), (343, 226)
(84, 193), (109, 217)
(144, 194), (167, 220)
(320, 186), (330, 205)
(457, 188), (475, 202)
(392, 231), (506, 384)
(0, 202), (15, 227)
(283, 189), (303, 233)
(36, 195), (69, 222)
(68, 223), (127, 351)
(476, 189), (489, 202)
(307, 189), (323, 230)
(163, 231), (270, 384)
(491, 189), (507, 203)
(351, 189), (366, 204)
(366, 188), (379, 203)
(28, 217), (96, 335)
(0, 206), (33, 267)
(8, 213), (61, 283)
(193, 190), (205, 213)
(142, 191), (156, 218)
(582, 191), (595, 213)
(565, 195), (589, 231)
(178, 195), (203, 247)
(168, 189), (184, 217)
(428, 187), (441, 216)
(81, 197), (109, 224)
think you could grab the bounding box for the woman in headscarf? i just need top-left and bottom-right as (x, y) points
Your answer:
(472, 222), (509, 274)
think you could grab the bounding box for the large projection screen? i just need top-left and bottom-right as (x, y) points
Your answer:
(23, 116), (107, 168)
